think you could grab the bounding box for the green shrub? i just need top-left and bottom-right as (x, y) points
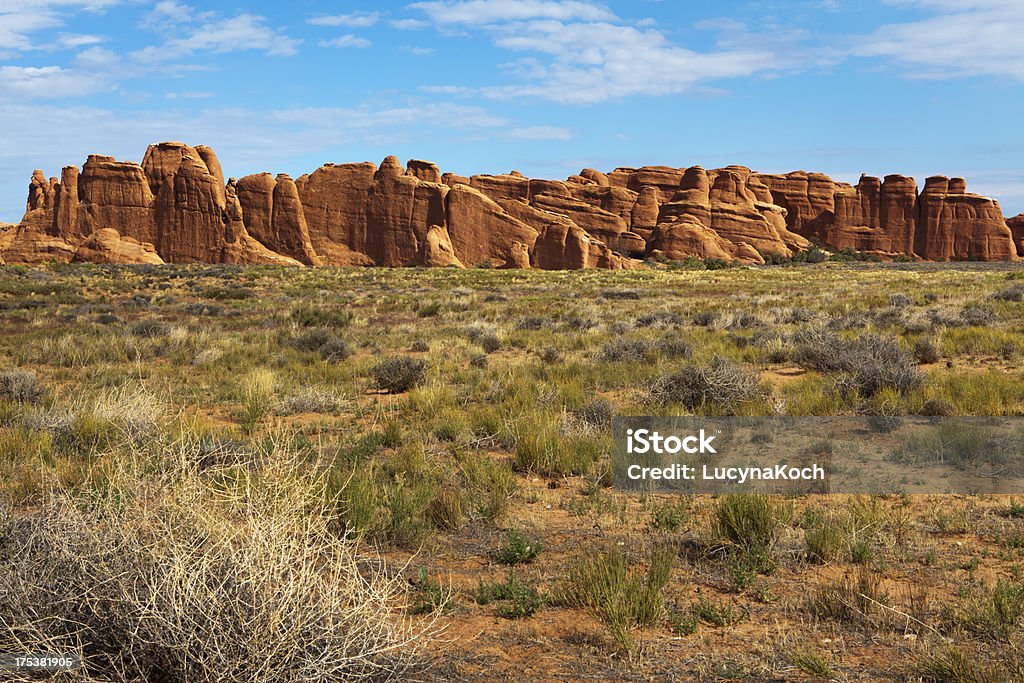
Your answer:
(290, 304), (352, 328)
(475, 571), (542, 619)
(712, 494), (792, 571)
(495, 529), (544, 565)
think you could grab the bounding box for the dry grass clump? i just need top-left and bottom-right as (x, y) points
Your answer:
(562, 544), (674, 652)
(276, 387), (346, 415)
(0, 446), (433, 682)
(992, 284), (1024, 302)
(371, 357), (427, 394)
(599, 337), (653, 362)
(0, 369), (42, 403)
(792, 329), (922, 397)
(646, 357), (764, 410)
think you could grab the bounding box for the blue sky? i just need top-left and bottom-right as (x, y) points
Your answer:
(1, 0), (1023, 221)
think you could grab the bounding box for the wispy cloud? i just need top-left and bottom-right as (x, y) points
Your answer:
(504, 125), (572, 141)
(853, 0), (1024, 80)
(318, 34), (371, 48)
(133, 13), (301, 60)
(0, 0), (120, 52)
(0, 65), (105, 98)
(308, 11), (381, 28)
(391, 18), (429, 30)
(408, 1), (818, 104)
(409, 0), (616, 25)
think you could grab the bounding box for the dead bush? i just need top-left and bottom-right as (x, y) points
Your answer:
(647, 357), (764, 410)
(0, 452), (433, 682)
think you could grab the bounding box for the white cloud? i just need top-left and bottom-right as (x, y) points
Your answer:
(164, 90), (212, 99)
(0, 65), (105, 98)
(855, 0), (1024, 79)
(0, 1), (121, 51)
(402, 46), (435, 55)
(133, 13), (301, 60)
(407, 2), (808, 104)
(55, 33), (104, 48)
(141, 0), (193, 28)
(504, 125), (572, 141)
(308, 12), (381, 27)
(419, 84), (473, 94)
(319, 35), (372, 49)
(391, 18), (429, 30)
(409, 0), (615, 25)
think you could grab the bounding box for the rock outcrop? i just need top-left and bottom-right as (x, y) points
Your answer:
(1008, 214), (1024, 257)
(915, 176), (1017, 261)
(71, 228), (163, 264)
(2, 142), (1018, 266)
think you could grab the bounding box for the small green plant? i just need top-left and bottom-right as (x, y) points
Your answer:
(648, 499), (690, 533)
(411, 567), (450, 615)
(474, 571), (542, 619)
(951, 579), (1024, 642)
(692, 597), (742, 627)
(290, 304), (352, 328)
(787, 646), (835, 679)
(239, 368), (275, 434)
(495, 529), (544, 565)
(804, 514), (850, 564)
(712, 494), (792, 572)
(910, 646), (1002, 683)
(563, 545), (674, 652)
(667, 605), (699, 635)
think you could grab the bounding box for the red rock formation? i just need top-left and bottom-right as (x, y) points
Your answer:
(530, 193), (627, 244)
(757, 171), (836, 240)
(297, 163), (377, 266)
(407, 159), (441, 184)
(1008, 214), (1024, 257)
(532, 219), (624, 270)
(235, 173), (276, 248)
(630, 186), (660, 235)
(3, 141), (1019, 267)
(445, 184), (537, 267)
(580, 168), (610, 186)
(417, 225), (464, 268)
(54, 166), (81, 239)
(915, 176), (1017, 260)
(441, 172), (470, 188)
(365, 158), (446, 267)
(647, 217), (765, 264)
(78, 155), (158, 246)
(469, 173), (530, 202)
(72, 228), (163, 264)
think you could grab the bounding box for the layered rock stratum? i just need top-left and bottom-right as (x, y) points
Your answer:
(2, 142), (1019, 268)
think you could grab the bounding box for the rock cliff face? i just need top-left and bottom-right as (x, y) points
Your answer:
(1008, 214), (1024, 257)
(2, 142), (1018, 266)
(758, 171), (1017, 261)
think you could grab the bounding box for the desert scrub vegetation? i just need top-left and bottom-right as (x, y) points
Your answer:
(0, 444), (434, 683)
(646, 356), (765, 412)
(3, 262), (1024, 680)
(562, 544), (675, 652)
